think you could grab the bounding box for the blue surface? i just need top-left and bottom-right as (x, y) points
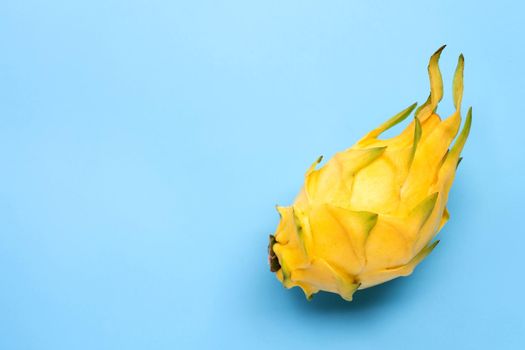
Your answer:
(1, 1), (524, 349)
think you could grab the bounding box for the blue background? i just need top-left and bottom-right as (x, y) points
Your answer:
(1, 1), (524, 349)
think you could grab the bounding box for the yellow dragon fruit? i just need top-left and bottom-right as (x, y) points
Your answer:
(268, 46), (472, 301)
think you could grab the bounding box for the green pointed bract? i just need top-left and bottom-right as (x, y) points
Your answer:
(307, 204), (379, 276)
(429, 45), (445, 110)
(415, 95), (431, 120)
(335, 146), (387, 173)
(357, 211), (380, 236)
(291, 207), (312, 258)
(407, 240), (440, 270)
(362, 103), (417, 141)
(384, 240), (440, 274)
(306, 155), (323, 176)
(357, 239), (441, 290)
(401, 108), (462, 204)
(413, 46), (446, 123)
(327, 206), (379, 250)
(437, 107), (472, 192)
(456, 157), (463, 169)
(410, 116), (423, 166)
(292, 207), (304, 238)
(453, 54), (465, 110)
(269, 48), (471, 302)
(450, 107), (472, 158)
(409, 192), (439, 231)
(319, 258), (360, 301)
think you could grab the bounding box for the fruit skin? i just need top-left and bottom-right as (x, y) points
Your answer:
(268, 46), (472, 301)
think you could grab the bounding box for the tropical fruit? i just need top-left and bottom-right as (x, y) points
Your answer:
(268, 46), (472, 301)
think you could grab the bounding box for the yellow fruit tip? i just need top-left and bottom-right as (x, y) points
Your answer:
(434, 44), (446, 56)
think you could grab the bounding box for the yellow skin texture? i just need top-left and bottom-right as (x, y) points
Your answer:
(271, 46), (472, 301)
